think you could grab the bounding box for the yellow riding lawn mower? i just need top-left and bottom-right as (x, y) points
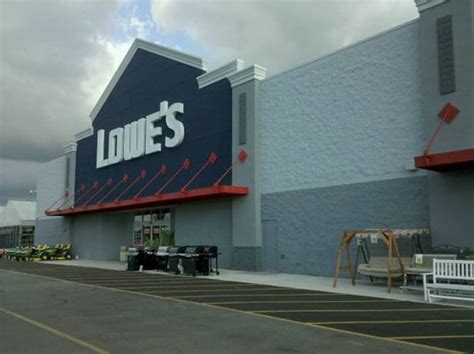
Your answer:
(37, 244), (72, 261)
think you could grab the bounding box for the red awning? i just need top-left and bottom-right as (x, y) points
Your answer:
(414, 148), (474, 172)
(46, 185), (248, 216)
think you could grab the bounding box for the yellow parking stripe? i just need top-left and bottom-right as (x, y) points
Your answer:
(253, 308), (464, 313)
(208, 300), (393, 305)
(313, 319), (474, 325)
(0, 307), (109, 354)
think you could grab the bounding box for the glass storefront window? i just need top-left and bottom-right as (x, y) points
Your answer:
(132, 208), (174, 246)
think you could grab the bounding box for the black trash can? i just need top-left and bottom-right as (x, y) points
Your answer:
(127, 246), (145, 271)
(143, 247), (157, 270)
(156, 246), (170, 271)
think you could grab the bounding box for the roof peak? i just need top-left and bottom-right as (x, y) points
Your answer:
(89, 38), (208, 121)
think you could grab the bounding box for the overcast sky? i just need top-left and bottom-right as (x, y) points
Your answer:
(0, 0), (418, 205)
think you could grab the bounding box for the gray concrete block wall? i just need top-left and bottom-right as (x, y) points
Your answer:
(71, 212), (133, 261)
(262, 176), (430, 277)
(428, 168), (474, 249)
(174, 199), (233, 268)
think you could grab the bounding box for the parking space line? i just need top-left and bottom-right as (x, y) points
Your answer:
(0, 307), (109, 354)
(207, 300), (393, 305)
(146, 287), (304, 294)
(311, 319), (474, 325)
(74, 281), (231, 287)
(252, 308), (461, 313)
(0, 268), (461, 354)
(173, 293), (335, 298)
(390, 335), (474, 340)
(112, 284), (262, 290)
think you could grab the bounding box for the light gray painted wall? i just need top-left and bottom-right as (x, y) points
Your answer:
(35, 218), (70, 245)
(260, 21), (425, 195)
(418, 0), (473, 154)
(231, 76), (263, 270)
(35, 156), (67, 218)
(417, 0), (474, 249)
(71, 212), (133, 261)
(262, 176), (430, 277)
(35, 156), (71, 245)
(174, 199), (233, 268)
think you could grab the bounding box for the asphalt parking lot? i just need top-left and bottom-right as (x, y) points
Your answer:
(1, 259), (473, 353)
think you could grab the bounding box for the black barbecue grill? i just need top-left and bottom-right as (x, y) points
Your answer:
(180, 246), (203, 276)
(127, 246), (145, 271)
(168, 246), (186, 274)
(155, 246), (170, 271)
(202, 246), (219, 275)
(179, 245), (219, 276)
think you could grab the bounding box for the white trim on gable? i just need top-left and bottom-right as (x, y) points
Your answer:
(63, 143), (78, 154)
(74, 127), (94, 142)
(89, 38), (208, 121)
(414, 0), (446, 12)
(228, 65), (267, 88)
(197, 59), (244, 89)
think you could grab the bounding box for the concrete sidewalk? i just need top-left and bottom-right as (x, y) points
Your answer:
(46, 259), (426, 303)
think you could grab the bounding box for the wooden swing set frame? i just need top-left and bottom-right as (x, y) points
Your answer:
(333, 229), (405, 292)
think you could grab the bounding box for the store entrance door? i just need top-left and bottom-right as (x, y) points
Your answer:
(133, 208), (174, 246)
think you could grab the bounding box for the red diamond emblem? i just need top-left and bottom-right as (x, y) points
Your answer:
(439, 103), (459, 123)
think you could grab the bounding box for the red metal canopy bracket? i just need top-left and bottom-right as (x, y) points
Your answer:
(214, 149), (248, 187)
(415, 148), (474, 171)
(97, 174), (129, 205)
(156, 159), (190, 196)
(74, 182), (99, 207)
(114, 170), (146, 203)
(82, 178), (113, 207)
(45, 191), (69, 213)
(45, 151), (253, 216)
(134, 164), (167, 199)
(423, 103), (460, 160)
(55, 184), (86, 210)
(46, 185), (249, 216)
(181, 153), (217, 193)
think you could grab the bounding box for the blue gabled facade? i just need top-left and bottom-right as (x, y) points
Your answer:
(75, 48), (233, 205)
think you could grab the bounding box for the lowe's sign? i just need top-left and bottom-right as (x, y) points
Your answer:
(96, 101), (184, 169)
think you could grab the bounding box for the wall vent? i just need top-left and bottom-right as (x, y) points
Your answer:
(436, 15), (456, 95)
(239, 93), (247, 145)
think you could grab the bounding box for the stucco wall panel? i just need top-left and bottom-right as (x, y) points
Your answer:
(260, 21), (425, 194)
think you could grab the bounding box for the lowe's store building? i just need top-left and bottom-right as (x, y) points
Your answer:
(36, 0), (473, 276)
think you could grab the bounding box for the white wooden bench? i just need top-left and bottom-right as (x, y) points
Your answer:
(422, 259), (474, 302)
